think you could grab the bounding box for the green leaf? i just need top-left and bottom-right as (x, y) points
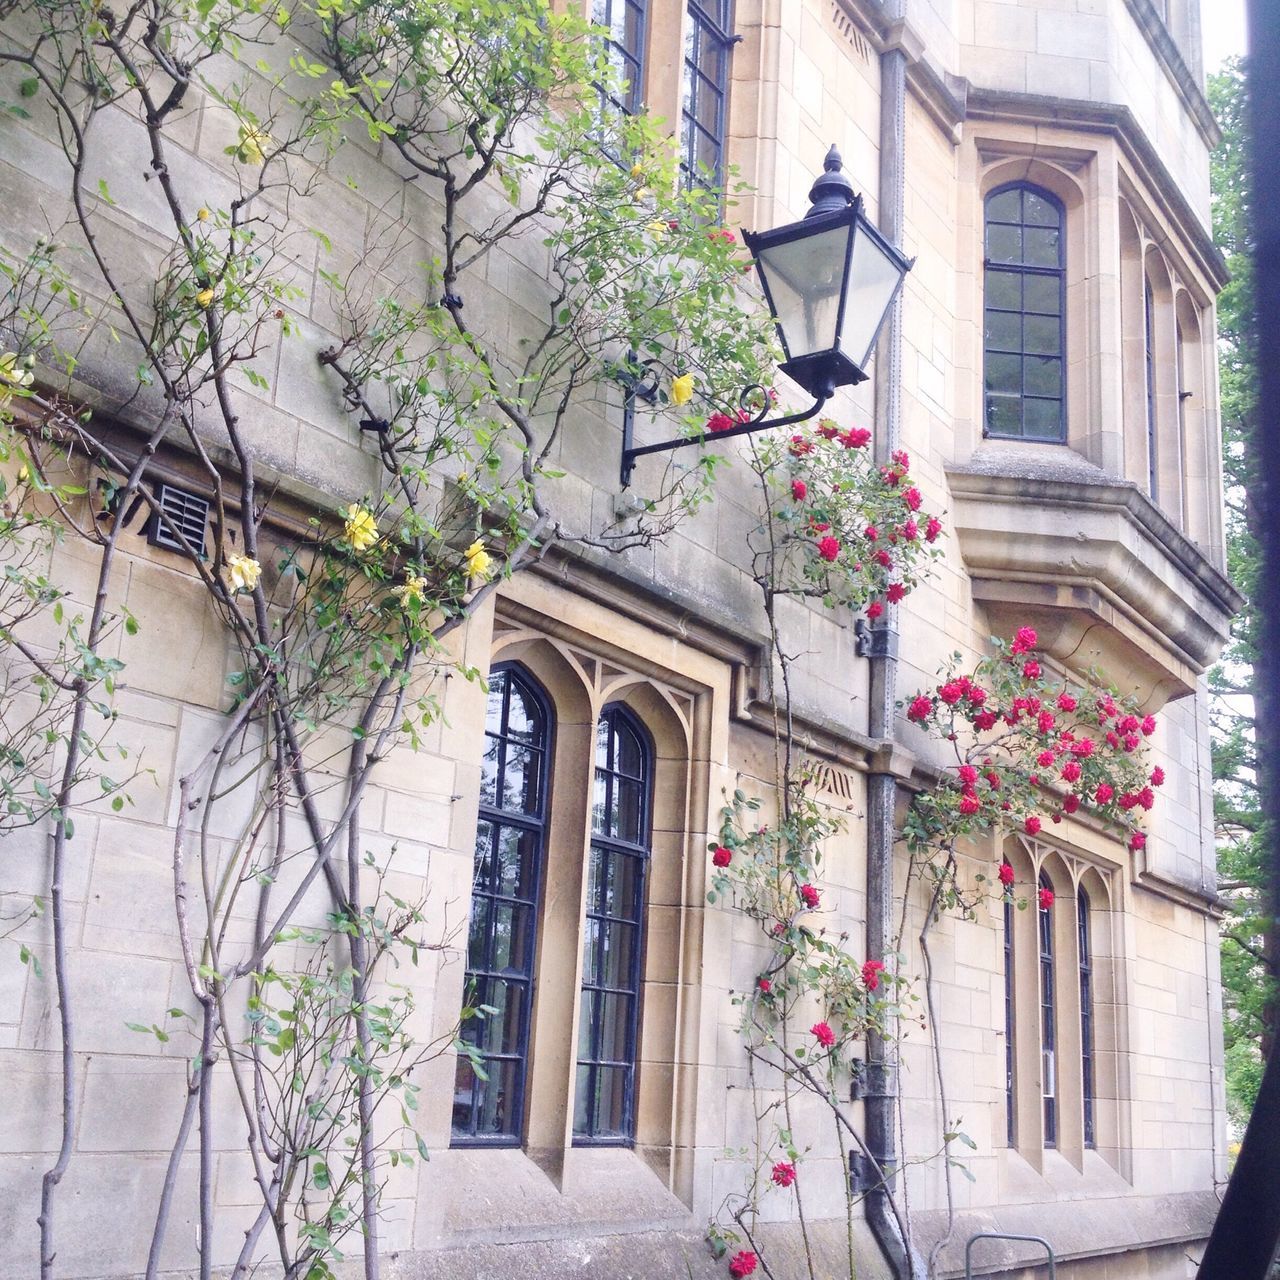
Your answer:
(19, 78), (38, 99)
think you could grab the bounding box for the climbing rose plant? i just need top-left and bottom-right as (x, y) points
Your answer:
(750, 422), (943, 618)
(900, 627), (1163, 908)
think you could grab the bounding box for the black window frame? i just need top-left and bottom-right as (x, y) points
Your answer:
(680, 0), (737, 193)
(573, 703), (653, 1146)
(1039, 871), (1058, 1148)
(983, 182), (1068, 443)
(1079, 889), (1096, 1149)
(593, 0), (648, 118)
(451, 664), (553, 1148)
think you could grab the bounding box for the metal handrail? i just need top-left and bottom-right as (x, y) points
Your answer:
(964, 1231), (1056, 1278)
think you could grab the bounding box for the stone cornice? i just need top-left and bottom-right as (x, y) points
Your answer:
(965, 89), (1229, 292)
(946, 459), (1243, 706)
(1121, 0), (1219, 147)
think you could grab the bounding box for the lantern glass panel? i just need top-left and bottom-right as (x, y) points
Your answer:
(754, 220), (856, 361)
(839, 226), (906, 369)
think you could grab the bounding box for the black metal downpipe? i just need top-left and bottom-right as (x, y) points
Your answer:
(865, 7), (927, 1278)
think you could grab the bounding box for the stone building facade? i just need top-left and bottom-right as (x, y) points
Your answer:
(0, 0), (1241, 1277)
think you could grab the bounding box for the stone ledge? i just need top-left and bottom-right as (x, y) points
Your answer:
(913, 1188), (1219, 1277)
(945, 459), (1242, 708)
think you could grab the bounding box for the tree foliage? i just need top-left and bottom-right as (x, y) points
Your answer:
(1208, 56), (1274, 1128)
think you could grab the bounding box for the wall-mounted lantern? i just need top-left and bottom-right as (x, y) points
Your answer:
(619, 145), (913, 486)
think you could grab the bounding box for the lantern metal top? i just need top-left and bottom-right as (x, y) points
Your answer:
(617, 147), (914, 485)
(806, 145), (856, 218)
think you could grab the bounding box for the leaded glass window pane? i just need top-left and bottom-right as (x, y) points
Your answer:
(1079, 891), (1095, 1148)
(453, 666), (550, 1145)
(983, 185), (1066, 441)
(680, 0), (736, 192)
(1039, 872), (1058, 1148)
(1003, 864), (1016, 1147)
(574, 706), (652, 1145)
(594, 0), (647, 117)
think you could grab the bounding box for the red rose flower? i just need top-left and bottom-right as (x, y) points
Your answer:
(1011, 626), (1038, 655)
(874, 548), (892, 568)
(1123, 733), (1141, 752)
(799, 883), (821, 909)
(817, 422), (841, 440)
(791, 479), (807, 501)
(967, 685), (988, 706)
(903, 518), (919, 541)
(1023, 660), (1041, 680)
(998, 861), (1015, 886)
(1024, 815), (1042, 836)
(729, 1250), (759, 1278)
(1037, 750), (1055, 768)
(712, 845), (732, 868)
(892, 448), (910, 470)
(1038, 887), (1055, 910)
(771, 1161), (797, 1187)
(867, 600), (884, 620)
(903, 486), (923, 511)
(907, 695), (934, 722)
(706, 412), (735, 433)
(1151, 766), (1165, 787)
(842, 427), (872, 449)
(758, 976), (772, 995)
(1061, 760), (1082, 783)
(887, 582), (907, 604)
(974, 710), (998, 731)
(939, 680), (966, 706)
(865, 524), (879, 541)
(817, 535), (841, 562)
(1095, 782), (1114, 804)
(811, 1021), (835, 1048)
(1070, 737), (1096, 758)
(1139, 786), (1156, 810)
(958, 764), (979, 786)
(1129, 831), (1147, 851)
(1141, 714), (1157, 736)
(862, 959), (886, 990)
(788, 435), (814, 457)
(1063, 793), (1080, 814)
(1057, 692), (1077, 712)
(925, 516), (942, 542)
(959, 792), (980, 816)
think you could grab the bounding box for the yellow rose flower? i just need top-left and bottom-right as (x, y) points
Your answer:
(0, 351), (34, 405)
(464, 539), (493, 580)
(343, 504), (378, 551)
(196, 207), (210, 222)
(630, 162), (646, 180)
(670, 373), (695, 406)
(393, 574), (428, 609)
(645, 219), (669, 240)
(235, 125), (270, 166)
(195, 288), (215, 308)
(227, 554), (261, 591)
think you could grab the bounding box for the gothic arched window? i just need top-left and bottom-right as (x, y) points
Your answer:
(452, 665), (551, 1145)
(574, 704), (653, 1144)
(984, 184), (1067, 441)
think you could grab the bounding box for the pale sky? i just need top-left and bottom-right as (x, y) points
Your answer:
(1202, 0), (1249, 72)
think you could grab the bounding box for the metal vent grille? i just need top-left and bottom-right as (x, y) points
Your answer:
(148, 483), (209, 556)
